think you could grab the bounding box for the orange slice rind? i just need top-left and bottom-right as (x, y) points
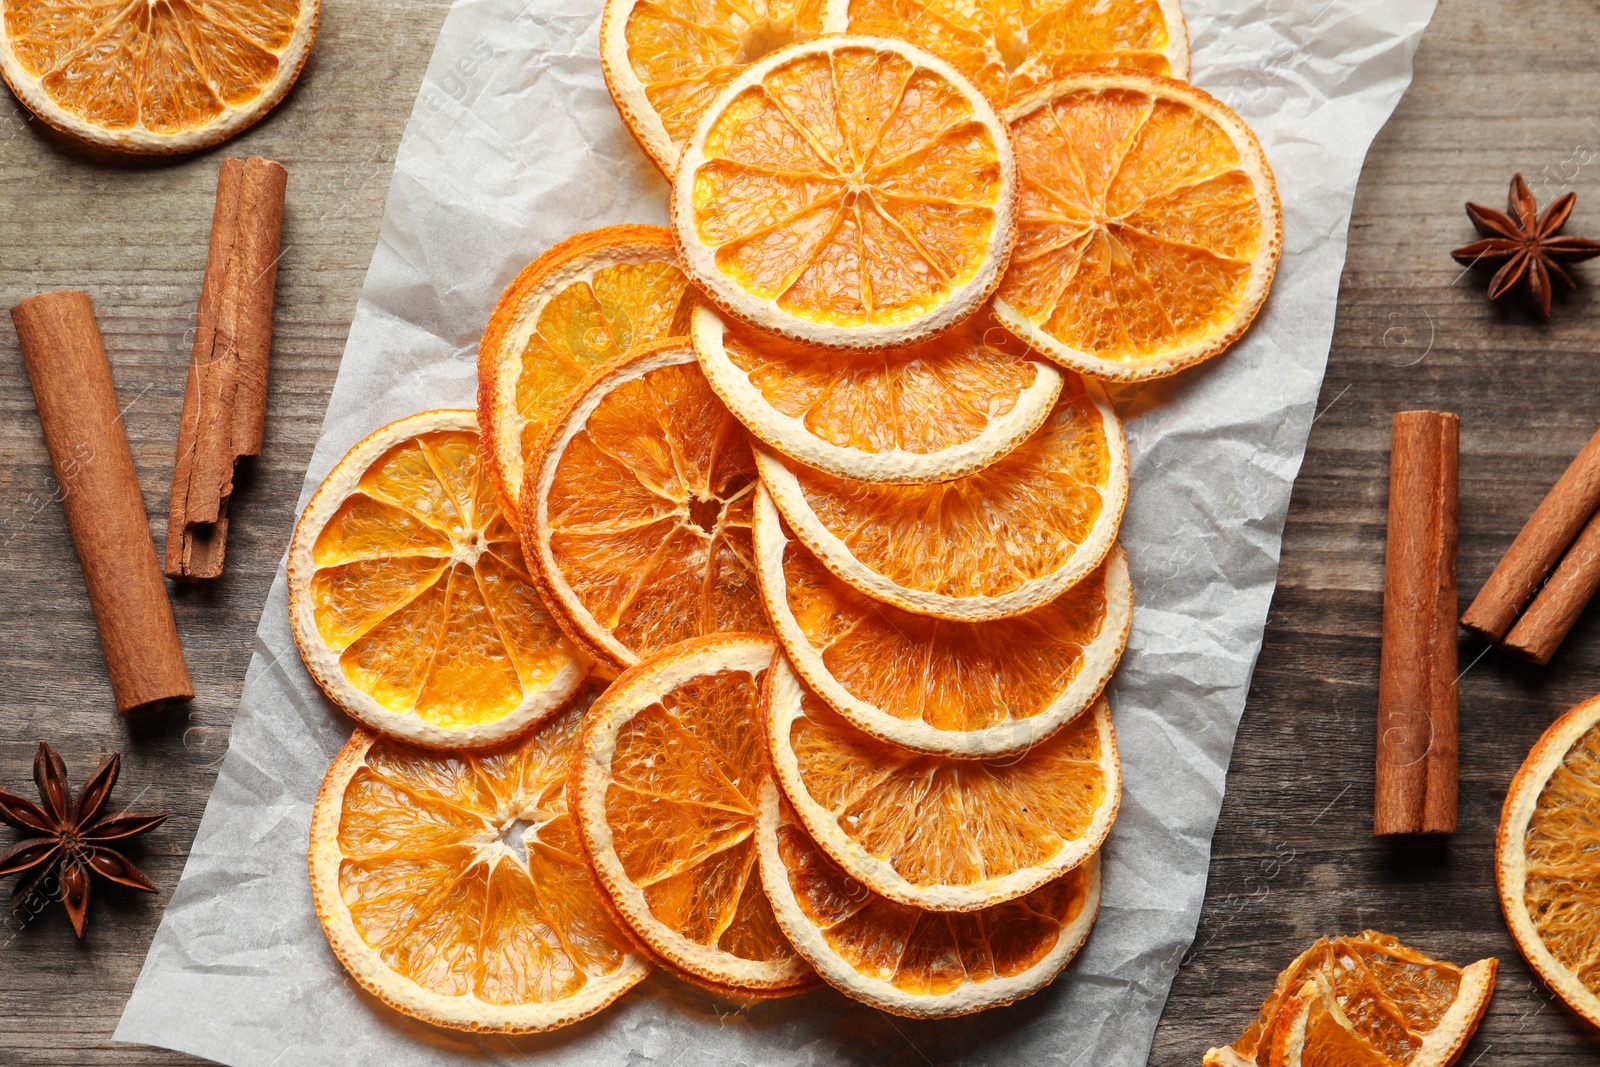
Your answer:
(826, 0), (1190, 105)
(764, 655), (1120, 911)
(755, 488), (1131, 757)
(995, 71), (1282, 381)
(599, 0), (830, 177)
(754, 372), (1127, 621)
(1497, 693), (1600, 1031)
(672, 35), (1017, 349)
(756, 779), (1100, 1018)
(0, 0), (319, 153)
(1204, 931), (1498, 1067)
(571, 634), (817, 994)
(288, 409), (590, 749)
(308, 703), (651, 1034)
(478, 225), (694, 524)
(693, 302), (1063, 483)
(524, 340), (770, 670)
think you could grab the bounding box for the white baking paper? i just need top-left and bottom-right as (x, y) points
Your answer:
(115, 1), (1438, 1062)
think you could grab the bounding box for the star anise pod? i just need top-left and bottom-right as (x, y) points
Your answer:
(0, 742), (167, 937)
(1451, 174), (1600, 317)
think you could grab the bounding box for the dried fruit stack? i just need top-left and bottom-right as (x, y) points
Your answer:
(290, 0), (1283, 1036)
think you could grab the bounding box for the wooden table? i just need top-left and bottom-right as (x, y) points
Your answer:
(2, 0), (1599, 1062)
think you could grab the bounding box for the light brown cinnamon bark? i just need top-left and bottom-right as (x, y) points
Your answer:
(1376, 411), (1458, 836)
(1502, 507), (1600, 665)
(1461, 422), (1600, 641)
(10, 291), (194, 716)
(165, 157), (287, 580)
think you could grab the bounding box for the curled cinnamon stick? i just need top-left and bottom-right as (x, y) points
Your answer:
(1502, 508), (1600, 665)
(1461, 422), (1600, 641)
(165, 156), (287, 580)
(10, 291), (194, 716)
(1376, 411), (1458, 837)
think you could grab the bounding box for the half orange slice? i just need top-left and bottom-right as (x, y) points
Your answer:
(571, 634), (815, 995)
(693, 302), (1062, 483)
(756, 780), (1101, 1017)
(288, 410), (589, 749)
(755, 372), (1127, 620)
(524, 341), (771, 670)
(764, 655), (1119, 911)
(995, 71), (1282, 381)
(478, 225), (694, 524)
(755, 489), (1131, 757)
(308, 698), (651, 1034)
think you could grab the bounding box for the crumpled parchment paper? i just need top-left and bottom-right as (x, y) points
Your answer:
(114, 0), (1439, 1062)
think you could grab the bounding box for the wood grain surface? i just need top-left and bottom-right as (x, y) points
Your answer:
(2, 0), (1600, 1063)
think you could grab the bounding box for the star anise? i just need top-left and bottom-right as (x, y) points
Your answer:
(1451, 174), (1600, 318)
(0, 742), (167, 937)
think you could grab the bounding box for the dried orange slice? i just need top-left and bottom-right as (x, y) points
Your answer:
(756, 779), (1100, 1017)
(673, 36), (1017, 349)
(755, 372), (1126, 620)
(693, 303), (1062, 483)
(0, 0), (318, 153)
(288, 410), (589, 749)
(1497, 693), (1600, 1030)
(308, 698), (651, 1034)
(600, 0), (830, 177)
(1204, 931), (1497, 1067)
(525, 340), (770, 671)
(755, 489), (1130, 757)
(764, 656), (1119, 911)
(995, 71), (1282, 381)
(478, 225), (695, 525)
(827, 0), (1189, 105)
(572, 634), (815, 994)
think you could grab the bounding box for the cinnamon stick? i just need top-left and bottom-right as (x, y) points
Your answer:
(1376, 411), (1458, 837)
(1461, 421), (1600, 641)
(165, 156), (287, 580)
(10, 291), (194, 716)
(1502, 507), (1600, 665)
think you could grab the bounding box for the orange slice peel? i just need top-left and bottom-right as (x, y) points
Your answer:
(308, 703), (651, 1034)
(693, 302), (1063, 484)
(571, 634), (817, 994)
(672, 35), (1018, 349)
(0, 0), (319, 153)
(995, 70), (1282, 381)
(478, 225), (694, 525)
(1497, 693), (1600, 1031)
(756, 778), (1101, 1018)
(755, 489), (1131, 757)
(288, 409), (589, 749)
(764, 654), (1120, 912)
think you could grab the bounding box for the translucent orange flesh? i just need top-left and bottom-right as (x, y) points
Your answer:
(1523, 720), (1600, 998)
(1227, 932), (1466, 1067)
(624, 0), (826, 158)
(311, 430), (577, 727)
(775, 792), (1088, 993)
(605, 668), (798, 964)
(784, 378), (1108, 597)
(999, 87), (1265, 366)
(722, 310), (1044, 455)
(5, 0), (299, 131)
(336, 703), (633, 1004)
(691, 45), (1006, 327)
(841, 0), (1176, 105)
(781, 533), (1110, 730)
(511, 258), (694, 478)
(788, 687), (1106, 888)
(543, 360), (771, 659)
